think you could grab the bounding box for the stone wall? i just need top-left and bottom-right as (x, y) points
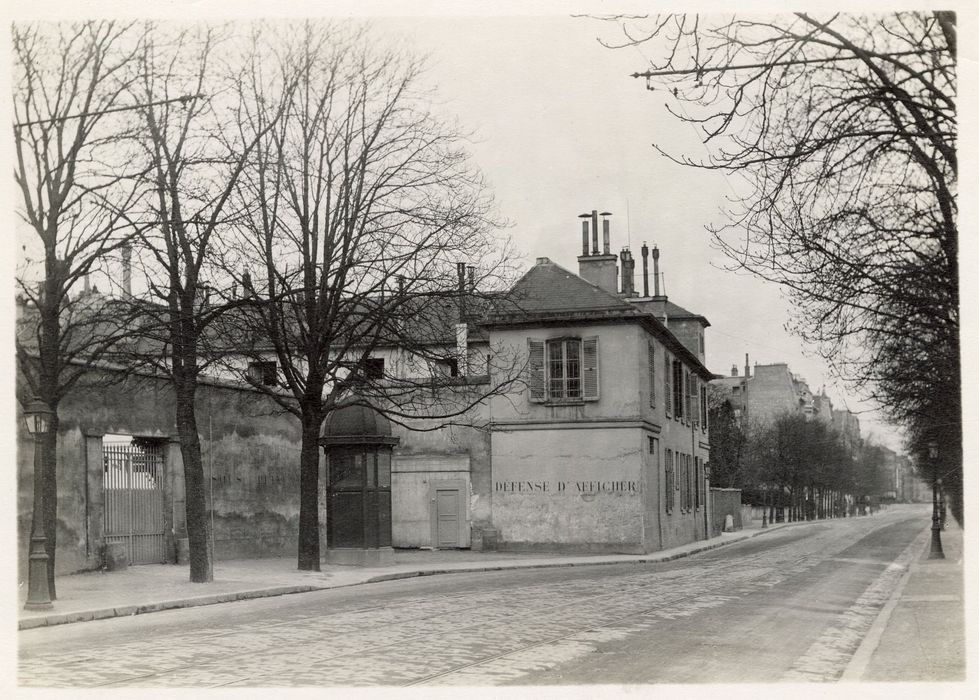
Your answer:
(710, 488), (744, 536)
(17, 367), (302, 578)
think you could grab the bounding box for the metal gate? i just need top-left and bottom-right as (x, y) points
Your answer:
(103, 440), (166, 565)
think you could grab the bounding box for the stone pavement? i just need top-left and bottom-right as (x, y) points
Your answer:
(19, 518), (782, 631)
(843, 513), (965, 681)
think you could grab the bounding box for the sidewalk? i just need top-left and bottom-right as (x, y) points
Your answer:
(19, 519), (781, 631)
(846, 515), (965, 682)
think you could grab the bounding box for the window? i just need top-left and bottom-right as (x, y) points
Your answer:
(672, 360), (684, 421)
(548, 338), (581, 399)
(665, 449), (675, 514)
(365, 357), (384, 380)
(694, 457), (701, 509)
(664, 353), (672, 417)
(247, 361), (277, 386)
(436, 358), (459, 377)
(700, 383), (708, 430)
(528, 337), (599, 402)
(647, 341), (656, 408)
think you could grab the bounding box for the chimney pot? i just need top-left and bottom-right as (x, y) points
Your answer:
(732, 365), (738, 377)
(641, 242), (649, 297)
(591, 210), (599, 254)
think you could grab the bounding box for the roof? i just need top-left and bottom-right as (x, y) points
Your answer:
(320, 397), (399, 446)
(484, 258), (715, 381)
(626, 298), (710, 327)
(486, 258), (643, 321)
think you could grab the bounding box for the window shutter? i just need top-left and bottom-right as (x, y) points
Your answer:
(648, 341), (656, 408)
(691, 375), (700, 428)
(582, 336), (599, 400)
(700, 383), (708, 430)
(528, 339), (545, 402)
(664, 353), (672, 417)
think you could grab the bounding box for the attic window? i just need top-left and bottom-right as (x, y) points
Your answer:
(365, 358), (385, 380)
(247, 361), (277, 386)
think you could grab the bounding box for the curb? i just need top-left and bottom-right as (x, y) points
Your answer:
(18, 585), (322, 631)
(19, 520), (812, 631)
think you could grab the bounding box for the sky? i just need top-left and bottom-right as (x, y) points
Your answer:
(369, 14), (905, 450)
(6, 1), (976, 454)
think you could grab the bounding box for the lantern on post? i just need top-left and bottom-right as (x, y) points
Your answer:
(23, 397), (54, 610)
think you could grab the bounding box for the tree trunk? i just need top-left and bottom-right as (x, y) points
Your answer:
(297, 411), (321, 571)
(175, 379), (212, 583)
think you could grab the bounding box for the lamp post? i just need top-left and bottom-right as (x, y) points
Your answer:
(928, 441), (945, 560)
(23, 397), (54, 610)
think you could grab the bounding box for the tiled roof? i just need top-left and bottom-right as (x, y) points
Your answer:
(484, 258), (716, 381)
(486, 258), (642, 320)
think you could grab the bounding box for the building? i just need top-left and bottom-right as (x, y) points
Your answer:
(17, 208), (720, 575)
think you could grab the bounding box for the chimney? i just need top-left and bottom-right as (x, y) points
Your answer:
(122, 244), (132, 297)
(619, 247), (636, 296)
(652, 245), (661, 297)
(601, 212), (612, 254)
(579, 214), (590, 256)
(732, 365), (739, 377)
(457, 261), (467, 320)
(467, 265), (476, 293)
(744, 353), (751, 379)
(640, 242), (649, 297)
(591, 210), (599, 254)
(577, 208), (619, 294)
(242, 269), (253, 298)
(397, 275), (405, 296)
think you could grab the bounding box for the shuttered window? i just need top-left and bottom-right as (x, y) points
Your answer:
(665, 449), (674, 514)
(647, 341), (656, 408)
(700, 383), (708, 430)
(528, 339), (545, 402)
(672, 360), (684, 421)
(582, 336), (599, 400)
(528, 336), (599, 402)
(664, 353), (672, 417)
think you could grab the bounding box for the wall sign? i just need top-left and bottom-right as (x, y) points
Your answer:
(494, 480), (640, 494)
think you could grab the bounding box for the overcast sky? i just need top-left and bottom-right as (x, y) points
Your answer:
(369, 14), (908, 450)
(7, 1), (975, 454)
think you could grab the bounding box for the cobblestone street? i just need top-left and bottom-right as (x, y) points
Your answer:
(19, 507), (949, 687)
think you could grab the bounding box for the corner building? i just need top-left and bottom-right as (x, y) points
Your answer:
(482, 215), (714, 553)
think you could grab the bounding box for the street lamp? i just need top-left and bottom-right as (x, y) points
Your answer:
(928, 441), (945, 560)
(23, 397), (54, 610)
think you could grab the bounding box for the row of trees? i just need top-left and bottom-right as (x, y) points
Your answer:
(14, 20), (520, 587)
(708, 394), (890, 520)
(600, 12), (959, 521)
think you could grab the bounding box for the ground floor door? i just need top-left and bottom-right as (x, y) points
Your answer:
(430, 480), (467, 548)
(103, 440), (167, 565)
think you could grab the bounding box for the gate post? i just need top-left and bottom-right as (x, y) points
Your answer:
(84, 432), (105, 569)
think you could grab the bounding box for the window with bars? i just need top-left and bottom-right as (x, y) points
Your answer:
(528, 337), (599, 402)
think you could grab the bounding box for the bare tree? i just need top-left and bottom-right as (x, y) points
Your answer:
(226, 22), (520, 570)
(598, 12), (958, 518)
(12, 20), (145, 595)
(126, 24), (289, 582)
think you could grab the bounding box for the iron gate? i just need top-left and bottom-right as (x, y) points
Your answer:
(103, 440), (166, 565)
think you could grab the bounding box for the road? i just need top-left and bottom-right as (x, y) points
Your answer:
(20, 505), (933, 687)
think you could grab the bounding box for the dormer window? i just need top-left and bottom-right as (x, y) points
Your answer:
(528, 336), (599, 403)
